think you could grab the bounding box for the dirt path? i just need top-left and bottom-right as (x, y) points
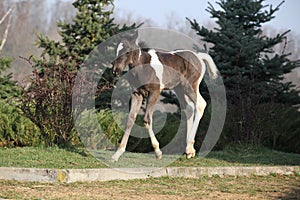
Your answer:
(1, 175), (299, 200)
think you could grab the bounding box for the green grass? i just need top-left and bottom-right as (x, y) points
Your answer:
(0, 146), (299, 169)
(0, 147), (104, 169)
(175, 146), (300, 167)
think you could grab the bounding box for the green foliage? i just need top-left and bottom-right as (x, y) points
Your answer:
(78, 107), (213, 155)
(0, 101), (41, 147)
(188, 0), (299, 105)
(21, 0), (137, 147)
(97, 109), (124, 146)
(21, 58), (80, 147)
(0, 57), (11, 72)
(36, 0), (136, 80)
(188, 0), (300, 151)
(262, 104), (300, 153)
(77, 109), (187, 154)
(217, 103), (300, 153)
(77, 109), (123, 150)
(0, 57), (20, 99)
(0, 55), (41, 147)
(37, 0), (128, 63)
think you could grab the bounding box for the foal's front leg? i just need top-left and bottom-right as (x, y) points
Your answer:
(144, 90), (162, 160)
(111, 92), (143, 162)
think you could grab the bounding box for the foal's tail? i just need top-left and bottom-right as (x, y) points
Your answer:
(198, 52), (219, 80)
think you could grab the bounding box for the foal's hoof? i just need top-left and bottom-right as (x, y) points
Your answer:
(155, 150), (163, 160)
(186, 152), (196, 159)
(110, 158), (118, 163)
(111, 155), (119, 163)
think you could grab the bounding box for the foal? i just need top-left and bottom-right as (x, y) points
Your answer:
(111, 31), (218, 162)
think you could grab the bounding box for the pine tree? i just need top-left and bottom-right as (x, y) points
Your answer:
(21, 0), (137, 147)
(188, 0), (299, 105)
(35, 0), (137, 109)
(37, 0), (135, 65)
(0, 7), (19, 100)
(0, 57), (20, 100)
(187, 0), (300, 145)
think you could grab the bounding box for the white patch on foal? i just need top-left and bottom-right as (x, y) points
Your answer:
(148, 49), (164, 88)
(116, 42), (124, 57)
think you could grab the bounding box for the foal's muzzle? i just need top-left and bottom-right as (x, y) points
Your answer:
(111, 61), (119, 77)
(112, 68), (120, 77)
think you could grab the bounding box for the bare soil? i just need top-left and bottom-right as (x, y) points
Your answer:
(1, 174), (299, 200)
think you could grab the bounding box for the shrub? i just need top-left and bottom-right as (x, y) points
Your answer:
(77, 109), (187, 154)
(20, 58), (80, 147)
(76, 109), (123, 150)
(0, 101), (41, 147)
(263, 104), (300, 153)
(0, 56), (41, 147)
(217, 103), (300, 153)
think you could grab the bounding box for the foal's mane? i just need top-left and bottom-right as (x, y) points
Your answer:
(138, 41), (150, 51)
(137, 41), (174, 53)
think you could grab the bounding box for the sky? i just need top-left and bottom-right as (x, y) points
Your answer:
(114, 0), (300, 35)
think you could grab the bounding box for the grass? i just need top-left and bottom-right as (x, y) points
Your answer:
(0, 174), (299, 199)
(0, 145), (299, 169)
(1, 146), (299, 199)
(0, 146), (104, 169)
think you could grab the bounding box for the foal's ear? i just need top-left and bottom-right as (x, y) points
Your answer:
(129, 30), (138, 42)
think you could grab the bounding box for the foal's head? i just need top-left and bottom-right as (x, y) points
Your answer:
(112, 31), (140, 77)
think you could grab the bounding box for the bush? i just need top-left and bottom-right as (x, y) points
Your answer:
(77, 109), (187, 154)
(0, 56), (41, 147)
(263, 104), (300, 153)
(76, 109), (123, 150)
(216, 103), (300, 153)
(0, 101), (41, 147)
(20, 58), (80, 147)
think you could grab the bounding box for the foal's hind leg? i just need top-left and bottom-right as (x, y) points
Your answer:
(186, 93), (206, 159)
(111, 92), (143, 162)
(174, 86), (195, 156)
(176, 83), (200, 159)
(144, 90), (162, 159)
(183, 94), (197, 159)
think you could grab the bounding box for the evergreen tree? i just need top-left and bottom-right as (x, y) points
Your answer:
(0, 16), (40, 148)
(21, 0), (136, 147)
(187, 0), (300, 146)
(0, 7), (19, 100)
(0, 57), (20, 100)
(37, 0), (135, 65)
(188, 0), (299, 105)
